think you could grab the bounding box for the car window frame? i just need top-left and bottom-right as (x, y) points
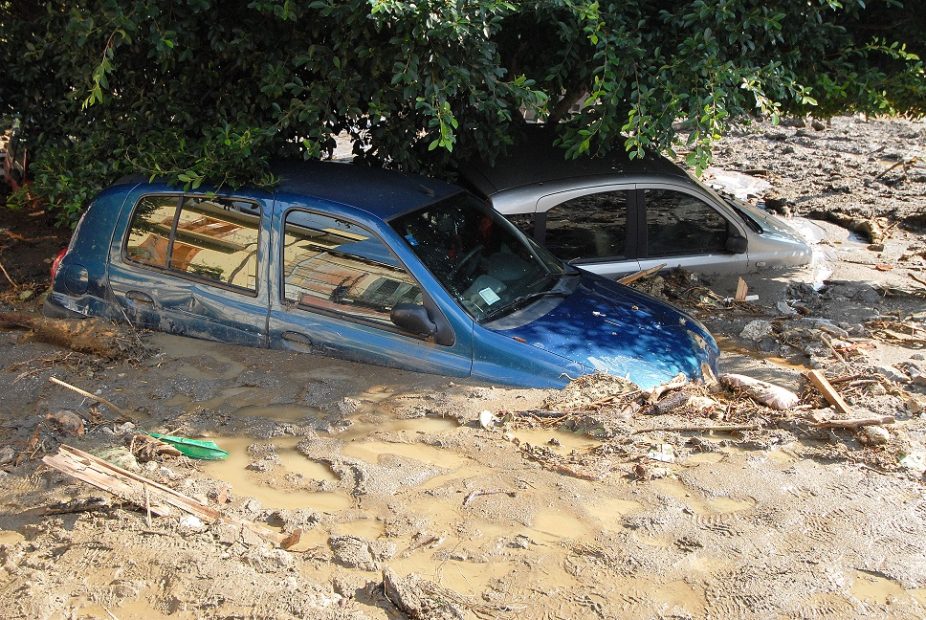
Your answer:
(278, 206), (443, 343)
(534, 183), (641, 264)
(120, 192), (264, 298)
(637, 183), (746, 259)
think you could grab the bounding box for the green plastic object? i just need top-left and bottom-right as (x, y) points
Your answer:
(148, 433), (229, 461)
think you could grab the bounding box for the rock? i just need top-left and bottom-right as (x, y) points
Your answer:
(45, 410), (85, 436)
(478, 410), (495, 429)
(776, 301), (798, 316)
(337, 397), (361, 415)
(872, 364), (908, 384)
(811, 119), (826, 131)
(867, 243), (885, 252)
(382, 568), (466, 620)
(178, 515), (205, 531)
(859, 426), (890, 446)
(18, 289), (34, 301)
(899, 450), (926, 475)
(0, 446), (16, 466)
(740, 320), (773, 341)
(329, 536), (395, 571)
(95, 446), (139, 471)
(114, 422), (136, 435)
(509, 534), (532, 549)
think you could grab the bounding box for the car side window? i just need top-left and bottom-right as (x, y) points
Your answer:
(124, 195), (261, 292)
(125, 196), (179, 269)
(644, 189), (728, 256)
(543, 191), (629, 261)
(169, 197), (261, 290)
(282, 210), (422, 326)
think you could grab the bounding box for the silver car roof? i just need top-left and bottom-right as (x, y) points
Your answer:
(461, 126), (691, 197)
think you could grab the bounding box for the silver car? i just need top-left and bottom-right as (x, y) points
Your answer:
(461, 129), (812, 277)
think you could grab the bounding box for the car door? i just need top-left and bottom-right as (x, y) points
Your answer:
(266, 203), (473, 378)
(107, 190), (271, 347)
(534, 185), (641, 277)
(636, 185), (749, 275)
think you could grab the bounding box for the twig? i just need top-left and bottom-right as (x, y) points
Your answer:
(875, 156), (919, 180)
(0, 258), (17, 289)
(144, 486), (152, 527)
(48, 376), (131, 419)
(634, 423), (762, 434)
(910, 273), (926, 288)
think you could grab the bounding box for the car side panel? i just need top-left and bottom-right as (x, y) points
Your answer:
(106, 187), (272, 347)
(45, 184), (137, 319)
(267, 195), (475, 379)
(471, 328), (589, 388)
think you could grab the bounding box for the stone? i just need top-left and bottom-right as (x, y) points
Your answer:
(872, 364), (908, 384)
(740, 320), (773, 341)
(776, 301), (798, 316)
(45, 410), (85, 436)
(178, 515), (205, 531)
(478, 410), (495, 429)
(0, 446), (15, 466)
(859, 426), (890, 446)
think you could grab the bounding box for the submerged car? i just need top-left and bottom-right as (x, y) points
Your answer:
(45, 161), (718, 389)
(460, 128), (812, 277)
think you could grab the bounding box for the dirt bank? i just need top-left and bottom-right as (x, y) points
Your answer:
(1, 115), (925, 619)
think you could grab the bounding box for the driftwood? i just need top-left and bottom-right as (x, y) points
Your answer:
(811, 415), (895, 430)
(0, 311), (145, 360)
(804, 370), (852, 414)
(42, 445), (301, 549)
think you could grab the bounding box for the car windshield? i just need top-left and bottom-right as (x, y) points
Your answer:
(391, 193), (567, 322)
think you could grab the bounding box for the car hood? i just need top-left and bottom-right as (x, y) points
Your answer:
(490, 273), (719, 389)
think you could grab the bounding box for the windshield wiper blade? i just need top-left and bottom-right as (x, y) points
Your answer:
(481, 288), (568, 323)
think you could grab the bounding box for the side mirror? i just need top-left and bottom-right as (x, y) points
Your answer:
(726, 234), (747, 254)
(391, 303), (437, 337)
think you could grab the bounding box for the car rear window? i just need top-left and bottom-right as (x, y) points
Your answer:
(124, 195), (262, 292)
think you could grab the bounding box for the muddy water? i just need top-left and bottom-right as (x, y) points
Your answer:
(201, 436), (351, 512)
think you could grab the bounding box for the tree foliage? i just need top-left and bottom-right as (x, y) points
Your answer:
(1, 0), (923, 222)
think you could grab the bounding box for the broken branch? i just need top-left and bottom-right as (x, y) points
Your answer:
(48, 376), (131, 420)
(811, 415), (895, 430)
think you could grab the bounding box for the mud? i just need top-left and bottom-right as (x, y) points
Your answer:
(1, 116), (926, 619)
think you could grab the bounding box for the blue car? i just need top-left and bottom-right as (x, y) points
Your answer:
(45, 161), (719, 389)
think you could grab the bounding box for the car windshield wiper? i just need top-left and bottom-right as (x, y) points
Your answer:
(480, 277), (568, 323)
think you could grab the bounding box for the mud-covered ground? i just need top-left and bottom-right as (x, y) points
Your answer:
(1, 116), (926, 619)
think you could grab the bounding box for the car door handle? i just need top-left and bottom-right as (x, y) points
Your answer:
(125, 290), (155, 306)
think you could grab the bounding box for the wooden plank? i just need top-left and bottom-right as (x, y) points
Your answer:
(734, 277), (749, 302)
(804, 369), (853, 414)
(43, 445), (301, 548)
(618, 263), (666, 286)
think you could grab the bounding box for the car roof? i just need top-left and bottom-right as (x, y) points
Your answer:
(273, 160), (461, 219)
(115, 161), (463, 221)
(460, 126), (690, 197)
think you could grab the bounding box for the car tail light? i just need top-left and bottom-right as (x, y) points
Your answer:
(50, 248), (68, 282)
